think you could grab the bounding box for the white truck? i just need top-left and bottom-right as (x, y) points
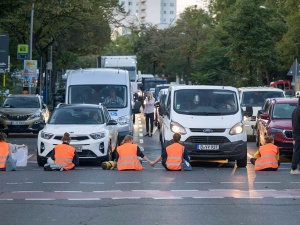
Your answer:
(100, 55), (137, 82)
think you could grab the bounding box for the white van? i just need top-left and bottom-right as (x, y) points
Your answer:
(238, 87), (285, 137)
(65, 68), (136, 144)
(160, 85), (247, 167)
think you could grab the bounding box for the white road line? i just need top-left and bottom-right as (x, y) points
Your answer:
(43, 182), (70, 184)
(7, 183), (18, 185)
(274, 196), (296, 198)
(139, 133), (143, 137)
(209, 189), (240, 191)
(131, 190), (160, 192)
(139, 129), (143, 132)
(54, 191), (82, 193)
(68, 198), (101, 201)
(193, 197), (224, 199)
(170, 190), (199, 192)
(249, 190), (277, 192)
(254, 182), (281, 184)
(27, 154), (34, 159)
(150, 182), (176, 184)
(139, 139), (144, 144)
(186, 182), (211, 184)
(33, 169), (42, 170)
(234, 197), (264, 199)
(13, 191), (44, 193)
(153, 197), (183, 200)
(93, 190), (122, 193)
(140, 147), (144, 151)
(115, 182), (141, 184)
(80, 182), (104, 185)
(0, 199), (13, 201)
(112, 197), (141, 200)
(220, 182), (246, 184)
(25, 199), (55, 201)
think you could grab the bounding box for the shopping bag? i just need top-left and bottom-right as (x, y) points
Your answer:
(11, 146), (28, 167)
(182, 159), (192, 171)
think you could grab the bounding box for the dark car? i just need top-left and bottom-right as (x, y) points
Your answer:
(255, 98), (297, 155)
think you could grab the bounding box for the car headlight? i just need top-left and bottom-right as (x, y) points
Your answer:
(243, 116), (250, 122)
(118, 115), (130, 125)
(270, 128), (283, 133)
(170, 122), (187, 135)
(41, 131), (54, 139)
(90, 132), (106, 139)
(230, 122), (244, 135)
(29, 112), (41, 119)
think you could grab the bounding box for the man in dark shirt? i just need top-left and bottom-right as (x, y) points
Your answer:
(291, 97), (300, 174)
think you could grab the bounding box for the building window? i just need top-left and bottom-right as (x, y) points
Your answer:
(163, 3), (166, 7)
(128, 1), (132, 5)
(163, 10), (166, 14)
(163, 18), (166, 23)
(170, 11), (174, 15)
(170, 3), (174, 7)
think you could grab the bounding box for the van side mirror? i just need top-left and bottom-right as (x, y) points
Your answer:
(260, 113), (269, 120)
(243, 106), (253, 117)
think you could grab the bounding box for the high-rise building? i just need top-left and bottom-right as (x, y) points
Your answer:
(118, 0), (177, 29)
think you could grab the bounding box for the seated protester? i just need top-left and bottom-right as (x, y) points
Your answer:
(150, 133), (190, 171)
(45, 132), (79, 171)
(103, 88), (124, 106)
(250, 136), (280, 171)
(111, 135), (151, 171)
(0, 132), (27, 171)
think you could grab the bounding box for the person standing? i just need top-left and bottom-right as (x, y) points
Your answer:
(150, 133), (190, 171)
(144, 91), (155, 137)
(0, 132), (27, 171)
(111, 135), (152, 171)
(46, 132), (79, 171)
(250, 136), (280, 171)
(291, 97), (300, 174)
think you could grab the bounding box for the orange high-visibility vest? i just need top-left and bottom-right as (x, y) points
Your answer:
(0, 142), (9, 169)
(54, 144), (75, 170)
(254, 143), (279, 171)
(117, 143), (142, 171)
(166, 143), (184, 170)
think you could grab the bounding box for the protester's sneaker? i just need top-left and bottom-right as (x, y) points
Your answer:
(290, 169), (300, 174)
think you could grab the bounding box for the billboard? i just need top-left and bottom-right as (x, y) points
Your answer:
(24, 60), (38, 87)
(0, 33), (9, 72)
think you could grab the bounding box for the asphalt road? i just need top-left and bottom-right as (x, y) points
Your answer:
(1, 113), (300, 225)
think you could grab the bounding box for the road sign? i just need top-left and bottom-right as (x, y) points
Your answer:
(287, 58), (300, 76)
(17, 53), (28, 60)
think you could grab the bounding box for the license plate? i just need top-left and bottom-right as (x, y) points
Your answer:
(11, 121), (25, 125)
(197, 145), (219, 150)
(73, 146), (82, 152)
(109, 112), (118, 117)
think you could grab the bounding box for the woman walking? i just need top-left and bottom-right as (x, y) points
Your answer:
(144, 91), (155, 137)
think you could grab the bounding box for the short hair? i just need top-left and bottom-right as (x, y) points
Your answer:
(264, 135), (274, 144)
(121, 135), (133, 145)
(62, 132), (71, 143)
(0, 132), (7, 141)
(173, 133), (181, 142)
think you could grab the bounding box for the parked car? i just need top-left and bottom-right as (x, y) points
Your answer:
(0, 94), (50, 135)
(36, 104), (118, 166)
(255, 98), (297, 155)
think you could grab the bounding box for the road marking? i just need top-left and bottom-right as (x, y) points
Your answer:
(54, 191), (82, 193)
(0, 199), (13, 201)
(80, 182), (104, 185)
(290, 182), (300, 184)
(68, 198), (100, 201)
(93, 190), (122, 192)
(153, 197), (183, 200)
(112, 197), (141, 200)
(25, 199), (55, 201)
(139, 139), (144, 144)
(193, 197), (224, 199)
(12, 191), (44, 193)
(209, 189), (240, 191)
(139, 129), (143, 132)
(254, 182), (281, 184)
(139, 133), (143, 137)
(186, 182), (211, 184)
(220, 182), (246, 184)
(170, 190), (199, 192)
(115, 182), (141, 184)
(43, 182), (70, 184)
(140, 147), (144, 151)
(234, 197), (264, 199)
(131, 190), (160, 192)
(27, 154), (34, 159)
(150, 182), (176, 184)
(7, 183), (18, 185)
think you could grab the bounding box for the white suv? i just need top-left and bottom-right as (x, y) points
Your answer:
(37, 104), (118, 166)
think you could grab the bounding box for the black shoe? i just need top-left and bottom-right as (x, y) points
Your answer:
(144, 133), (149, 137)
(149, 134), (152, 137)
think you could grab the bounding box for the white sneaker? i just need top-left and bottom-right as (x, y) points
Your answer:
(290, 169), (300, 175)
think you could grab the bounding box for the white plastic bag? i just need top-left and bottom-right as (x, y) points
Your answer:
(11, 146), (28, 167)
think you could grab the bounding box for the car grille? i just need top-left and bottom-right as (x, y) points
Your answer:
(7, 114), (31, 120)
(283, 130), (293, 139)
(53, 135), (90, 141)
(190, 128), (226, 133)
(7, 125), (29, 131)
(185, 136), (230, 144)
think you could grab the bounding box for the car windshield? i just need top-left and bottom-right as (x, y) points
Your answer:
(174, 89), (238, 115)
(144, 80), (167, 90)
(272, 103), (297, 119)
(155, 85), (169, 99)
(241, 91), (284, 107)
(3, 97), (40, 108)
(68, 85), (127, 108)
(49, 108), (104, 125)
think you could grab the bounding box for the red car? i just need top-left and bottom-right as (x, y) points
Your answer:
(256, 98), (298, 155)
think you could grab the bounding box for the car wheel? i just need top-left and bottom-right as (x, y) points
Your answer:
(236, 152), (247, 168)
(37, 153), (46, 167)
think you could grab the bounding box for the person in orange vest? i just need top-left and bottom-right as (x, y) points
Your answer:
(0, 132), (27, 171)
(111, 135), (152, 171)
(46, 132), (79, 171)
(150, 133), (190, 171)
(250, 136), (280, 171)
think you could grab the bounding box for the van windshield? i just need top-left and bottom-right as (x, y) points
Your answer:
(241, 91), (284, 107)
(68, 85), (127, 108)
(173, 89), (238, 115)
